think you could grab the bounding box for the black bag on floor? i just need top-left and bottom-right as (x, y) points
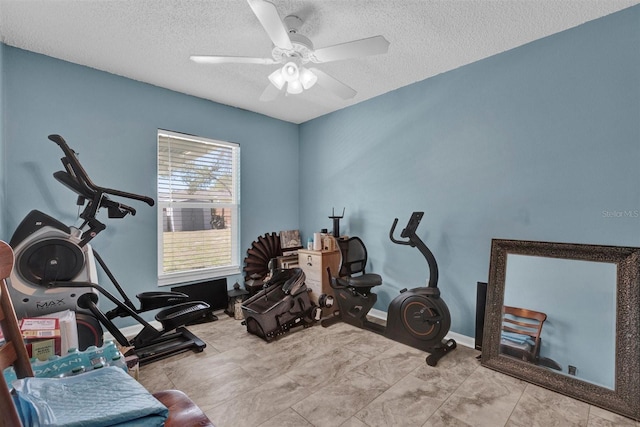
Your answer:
(241, 268), (321, 341)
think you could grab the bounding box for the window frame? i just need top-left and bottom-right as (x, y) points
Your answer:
(156, 129), (241, 286)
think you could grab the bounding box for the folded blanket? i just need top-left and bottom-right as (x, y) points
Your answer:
(12, 366), (168, 427)
(501, 331), (535, 347)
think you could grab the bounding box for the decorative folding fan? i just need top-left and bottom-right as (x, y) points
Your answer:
(243, 232), (282, 281)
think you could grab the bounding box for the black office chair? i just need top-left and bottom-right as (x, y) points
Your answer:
(333, 237), (383, 295)
(321, 236), (382, 328)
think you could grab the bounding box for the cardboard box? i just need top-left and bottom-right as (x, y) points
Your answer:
(20, 318), (62, 361)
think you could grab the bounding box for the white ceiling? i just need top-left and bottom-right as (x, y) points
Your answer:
(0, 0), (638, 124)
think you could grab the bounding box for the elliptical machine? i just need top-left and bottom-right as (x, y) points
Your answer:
(321, 212), (456, 366)
(8, 134), (212, 364)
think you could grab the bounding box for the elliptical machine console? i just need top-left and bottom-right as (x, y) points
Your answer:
(321, 212), (456, 366)
(8, 134), (212, 364)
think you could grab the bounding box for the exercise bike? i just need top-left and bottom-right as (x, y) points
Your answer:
(7, 134), (212, 365)
(320, 212), (456, 366)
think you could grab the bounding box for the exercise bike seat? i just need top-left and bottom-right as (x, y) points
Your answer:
(335, 274), (382, 293)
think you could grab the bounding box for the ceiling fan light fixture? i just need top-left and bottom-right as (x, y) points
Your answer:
(299, 67), (317, 90)
(268, 68), (286, 90)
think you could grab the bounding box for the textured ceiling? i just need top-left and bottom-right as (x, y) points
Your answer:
(1, 0), (638, 124)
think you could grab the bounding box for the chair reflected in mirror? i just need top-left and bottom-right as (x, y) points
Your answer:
(500, 305), (561, 370)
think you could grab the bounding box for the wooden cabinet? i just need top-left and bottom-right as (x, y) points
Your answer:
(297, 249), (341, 309)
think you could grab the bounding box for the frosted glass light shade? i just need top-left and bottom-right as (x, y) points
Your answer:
(299, 67), (318, 89)
(268, 68), (285, 90)
(287, 80), (303, 94)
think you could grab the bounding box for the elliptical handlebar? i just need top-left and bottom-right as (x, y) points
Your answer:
(389, 212), (440, 289)
(48, 134), (155, 207)
(53, 170), (139, 218)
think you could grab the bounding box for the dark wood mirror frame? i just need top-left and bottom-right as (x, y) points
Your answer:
(481, 239), (640, 421)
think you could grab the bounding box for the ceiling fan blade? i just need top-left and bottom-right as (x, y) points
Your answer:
(312, 35), (390, 63)
(190, 55), (277, 65)
(247, 0), (293, 50)
(259, 83), (283, 102)
(308, 68), (357, 99)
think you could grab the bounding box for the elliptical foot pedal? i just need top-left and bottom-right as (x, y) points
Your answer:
(131, 326), (206, 365)
(156, 301), (211, 331)
(186, 310), (218, 325)
(137, 291), (190, 311)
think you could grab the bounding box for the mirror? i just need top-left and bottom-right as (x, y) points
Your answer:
(503, 254), (617, 387)
(481, 239), (640, 421)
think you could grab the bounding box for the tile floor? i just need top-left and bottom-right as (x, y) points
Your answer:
(138, 314), (638, 427)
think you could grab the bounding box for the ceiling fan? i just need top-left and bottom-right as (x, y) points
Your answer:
(190, 0), (390, 101)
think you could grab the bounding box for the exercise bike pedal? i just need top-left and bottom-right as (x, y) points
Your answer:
(416, 308), (443, 324)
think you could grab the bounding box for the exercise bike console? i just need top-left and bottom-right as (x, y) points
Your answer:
(322, 212), (456, 366)
(398, 211), (423, 240)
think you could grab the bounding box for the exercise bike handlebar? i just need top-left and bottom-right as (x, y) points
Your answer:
(389, 218), (412, 246)
(389, 212), (440, 289)
(48, 134), (155, 207)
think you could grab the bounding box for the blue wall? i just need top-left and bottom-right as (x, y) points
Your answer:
(299, 6), (640, 337)
(1, 6), (638, 337)
(1, 47), (299, 326)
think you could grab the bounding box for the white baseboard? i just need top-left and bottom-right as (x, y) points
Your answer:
(445, 331), (475, 349)
(369, 308), (475, 349)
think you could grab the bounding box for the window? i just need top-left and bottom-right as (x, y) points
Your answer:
(157, 130), (240, 285)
